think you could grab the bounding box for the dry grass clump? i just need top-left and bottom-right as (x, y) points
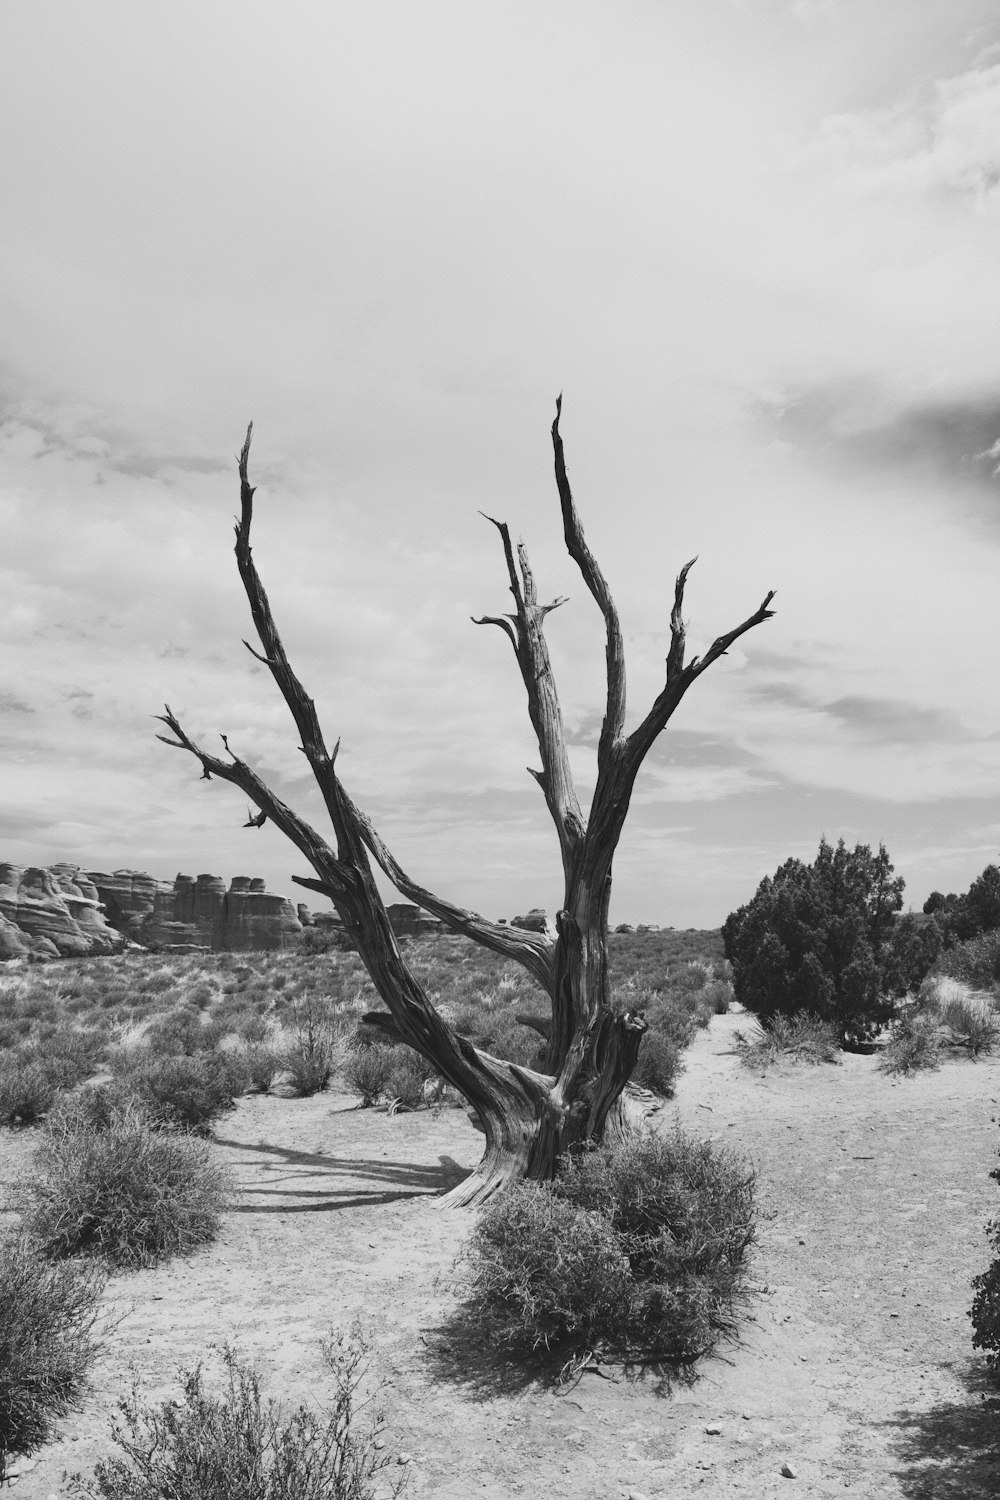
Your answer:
(456, 1128), (756, 1371)
(879, 1010), (945, 1075)
(0, 1059), (60, 1126)
(0, 1231), (105, 1483)
(735, 1012), (841, 1070)
(24, 1104), (231, 1268)
(75, 1332), (401, 1500)
(880, 979), (999, 1075)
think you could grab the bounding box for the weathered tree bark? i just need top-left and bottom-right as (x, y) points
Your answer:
(159, 409), (774, 1204)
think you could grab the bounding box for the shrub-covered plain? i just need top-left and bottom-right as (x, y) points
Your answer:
(0, 929), (730, 1122)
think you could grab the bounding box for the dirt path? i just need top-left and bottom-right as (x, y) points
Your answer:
(4, 1013), (999, 1499)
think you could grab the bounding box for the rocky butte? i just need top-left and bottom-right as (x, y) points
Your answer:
(0, 864), (303, 960)
(92, 870), (303, 953)
(0, 863), (546, 960)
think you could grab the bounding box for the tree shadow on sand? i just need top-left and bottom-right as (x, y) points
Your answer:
(212, 1134), (470, 1212)
(880, 1360), (1000, 1499)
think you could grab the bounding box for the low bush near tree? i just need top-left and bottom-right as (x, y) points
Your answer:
(938, 929), (1000, 993)
(0, 1231), (105, 1484)
(25, 1105), (231, 1268)
(75, 1331), (400, 1500)
(880, 980), (998, 1075)
(631, 1030), (686, 1095)
(109, 1051), (247, 1131)
(735, 1013), (841, 1071)
(937, 990), (1000, 1056)
(239, 1042), (281, 1093)
(383, 1046), (436, 1110)
(878, 1010), (945, 1076)
(344, 1046), (394, 1107)
(456, 1128), (755, 1370)
(970, 1124), (1000, 1377)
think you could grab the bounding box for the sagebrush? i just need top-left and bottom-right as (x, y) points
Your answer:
(456, 1128), (755, 1369)
(0, 1232), (105, 1484)
(74, 1332), (401, 1500)
(26, 1105), (231, 1268)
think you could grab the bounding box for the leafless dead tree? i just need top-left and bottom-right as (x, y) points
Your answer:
(158, 405), (774, 1204)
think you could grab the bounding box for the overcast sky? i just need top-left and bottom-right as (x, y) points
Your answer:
(2, 1), (1000, 929)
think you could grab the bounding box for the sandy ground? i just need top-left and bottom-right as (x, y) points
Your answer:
(3, 1011), (999, 1499)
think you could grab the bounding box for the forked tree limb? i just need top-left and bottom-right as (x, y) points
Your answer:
(625, 569), (776, 768)
(551, 395), (627, 771)
(155, 707), (348, 897)
(474, 512), (585, 871)
(331, 779), (556, 993)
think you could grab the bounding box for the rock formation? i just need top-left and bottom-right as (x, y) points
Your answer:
(0, 863), (125, 960)
(88, 870), (303, 952)
(511, 908), (550, 934)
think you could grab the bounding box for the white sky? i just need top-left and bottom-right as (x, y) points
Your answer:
(2, 0), (999, 928)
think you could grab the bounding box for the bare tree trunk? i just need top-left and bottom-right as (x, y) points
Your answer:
(159, 409), (773, 1204)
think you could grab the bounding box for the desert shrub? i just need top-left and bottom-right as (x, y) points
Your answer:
(457, 1187), (631, 1357)
(23, 1025), (108, 1085)
(238, 1012), (275, 1045)
(25, 1106), (230, 1268)
(631, 1030), (684, 1096)
(735, 1012), (841, 1070)
(280, 997), (342, 1096)
(457, 1128), (755, 1368)
(445, 1002), (541, 1068)
(971, 1238), (1000, 1375)
(111, 1052), (246, 1131)
(344, 1046), (393, 1107)
(704, 977), (733, 1015)
(970, 1123), (1000, 1376)
(0, 1059), (59, 1125)
(75, 1331), (399, 1500)
(240, 1043), (281, 1093)
(0, 1231), (105, 1483)
(144, 1007), (226, 1056)
(636, 988), (701, 1046)
(938, 992), (1000, 1056)
(383, 1047), (434, 1110)
(723, 837), (912, 1047)
(938, 929), (1000, 993)
(879, 1010), (945, 1075)
(282, 1035), (335, 1096)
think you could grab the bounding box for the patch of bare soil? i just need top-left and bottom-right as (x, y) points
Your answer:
(3, 1012), (999, 1499)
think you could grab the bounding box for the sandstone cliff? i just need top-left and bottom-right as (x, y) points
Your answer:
(88, 870), (303, 952)
(0, 863), (125, 960)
